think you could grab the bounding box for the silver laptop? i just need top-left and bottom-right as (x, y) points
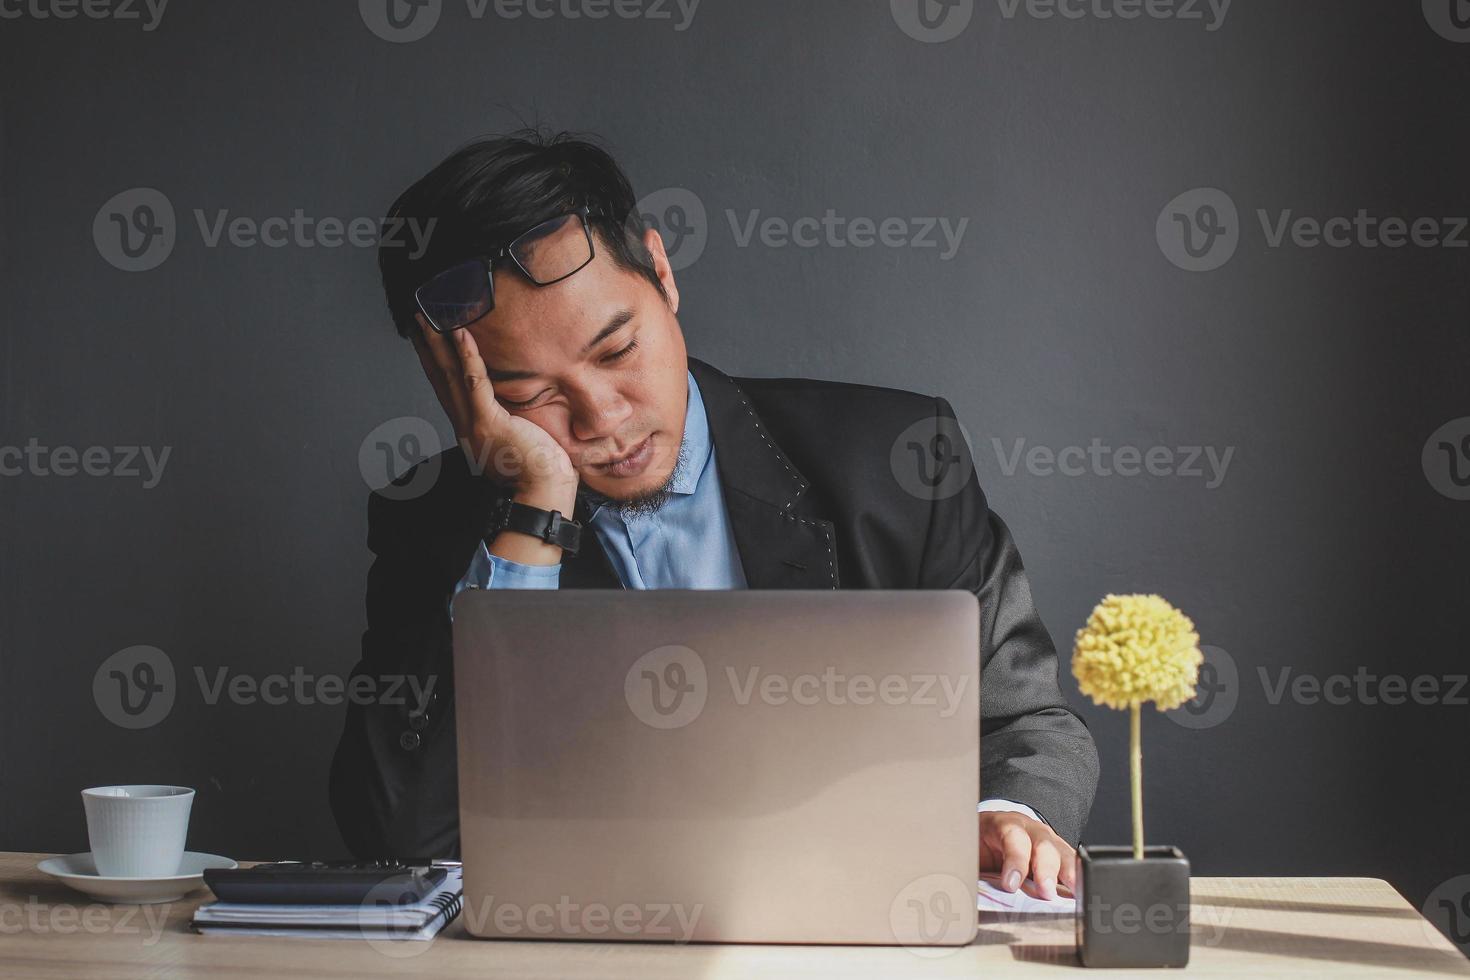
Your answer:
(451, 589), (979, 945)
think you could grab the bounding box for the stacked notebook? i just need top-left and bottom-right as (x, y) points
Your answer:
(192, 866), (463, 941)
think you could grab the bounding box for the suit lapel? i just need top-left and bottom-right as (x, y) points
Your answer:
(690, 358), (840, 590)
(722, 487), (840, 589)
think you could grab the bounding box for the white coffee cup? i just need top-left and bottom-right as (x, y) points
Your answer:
(81, 785), (194, 878)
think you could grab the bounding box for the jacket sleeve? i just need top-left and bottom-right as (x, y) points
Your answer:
(328, 484), (473, 859)
(918, 397), (1100, 844)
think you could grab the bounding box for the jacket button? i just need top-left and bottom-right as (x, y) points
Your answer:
(409, 711), (429, 731)
(399, 731), (421, 751)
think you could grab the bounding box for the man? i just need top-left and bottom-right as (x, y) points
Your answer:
(331, 131), (1099, 901)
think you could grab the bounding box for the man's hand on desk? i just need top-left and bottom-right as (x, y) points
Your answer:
(978, 809), (1075, 901)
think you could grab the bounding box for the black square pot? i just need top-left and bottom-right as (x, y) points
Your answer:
(1075, 844), (1191, 968)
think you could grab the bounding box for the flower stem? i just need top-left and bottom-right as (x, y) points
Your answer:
(1130, 701), (1144, 860)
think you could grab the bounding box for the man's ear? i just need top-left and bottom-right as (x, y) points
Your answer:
(641, 227), (680, 315)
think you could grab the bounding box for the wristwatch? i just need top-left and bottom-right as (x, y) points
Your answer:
(484, 497), (582, 556)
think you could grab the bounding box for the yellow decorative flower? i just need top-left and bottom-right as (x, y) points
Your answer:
(1072, 594), (1203, 711)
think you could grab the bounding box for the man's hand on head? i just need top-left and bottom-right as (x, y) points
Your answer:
(413, 314), (576, 496)
(978, 809), (1076, 901)
(413, 316), (578, 563)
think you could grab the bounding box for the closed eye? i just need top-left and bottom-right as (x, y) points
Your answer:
(498, 389), (549, 410)
(603, 338), (639, 363)
(499, 338), (639, 409)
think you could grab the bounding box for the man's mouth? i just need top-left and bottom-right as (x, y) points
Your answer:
(591, 435), (656, 479)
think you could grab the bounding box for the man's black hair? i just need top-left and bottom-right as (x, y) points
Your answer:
(377, 129), (665, 338)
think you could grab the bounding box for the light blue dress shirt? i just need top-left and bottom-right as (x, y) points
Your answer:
(453, 370), (1039, 830)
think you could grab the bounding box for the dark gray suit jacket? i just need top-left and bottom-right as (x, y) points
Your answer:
(330, 357), (1099, 857)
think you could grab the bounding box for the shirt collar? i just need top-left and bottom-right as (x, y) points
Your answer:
(671, 370), (711, 496)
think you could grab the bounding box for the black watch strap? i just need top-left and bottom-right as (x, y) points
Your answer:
(485, 497), (582, 556)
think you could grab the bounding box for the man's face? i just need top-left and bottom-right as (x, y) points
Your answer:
(464, 228), (688, 503)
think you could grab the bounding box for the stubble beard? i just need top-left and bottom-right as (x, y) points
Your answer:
(579, 438), (690, 519)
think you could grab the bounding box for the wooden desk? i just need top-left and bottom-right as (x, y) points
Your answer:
(3, 852), (1466, 977)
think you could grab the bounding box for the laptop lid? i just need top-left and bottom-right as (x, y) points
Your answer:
(452, 589), (979, 945)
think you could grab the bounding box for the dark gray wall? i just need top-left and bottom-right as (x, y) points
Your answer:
(3, 0), (1468, 932)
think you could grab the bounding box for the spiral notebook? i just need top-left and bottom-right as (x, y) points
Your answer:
(192, 866), (463, 941)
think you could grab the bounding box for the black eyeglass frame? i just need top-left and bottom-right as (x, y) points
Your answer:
(414, 203), (603, 334)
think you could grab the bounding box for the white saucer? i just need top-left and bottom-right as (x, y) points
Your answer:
(37, 851), (237, 904)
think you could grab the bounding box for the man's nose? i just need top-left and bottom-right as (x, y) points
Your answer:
(568, 384), (633, 443)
